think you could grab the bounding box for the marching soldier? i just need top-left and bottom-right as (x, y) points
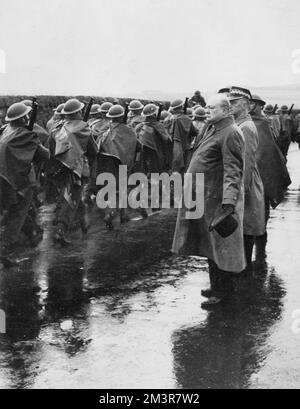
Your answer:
(51, 98), (98, 245)
(97, 104), (137, 229)
(46, 103), (65, 134)
(192, 107), (207, 134)
(263, 103), (280, 139)
(0, 103), (49, 266)
(169, 99), (198, 173)
(190, 90), (206, 107)
(92, 101), (113, 144)
(229, 87), (265, 271)
(127, 100), (144, 129)
(87, 103), (102, 127)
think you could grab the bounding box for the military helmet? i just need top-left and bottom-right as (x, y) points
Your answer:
(280, 105), (289, 112)
(129, 100), (144, 111)
(170, 99), (184, 110)
(5, 102), (32, 122)
(53, 103), (65, 114)
(186, 108), (194, 118)
(62, 98), (85, 115)
(251, 95), (266, 106)
(218, 87), (231, 95)
(160, 110), (170, 120)
(90, 104), (101, 115)
(194, 107), (207, 118)
(264, 104), (274, 114)
(142, 103), (158, 117)
(107, 104), (125, 118)
(21, 99), (33, 107)
(100, 102), (113, 113)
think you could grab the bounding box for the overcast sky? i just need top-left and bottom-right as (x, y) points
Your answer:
(0, 0), (300, 98)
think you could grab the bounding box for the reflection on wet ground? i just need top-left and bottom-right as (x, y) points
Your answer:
(0, 144), (300, 389)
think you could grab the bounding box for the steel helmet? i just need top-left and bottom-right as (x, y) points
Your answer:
(100, 102), (113, 113)
(186, 108), (194, 118)
(62, 98), (85, 115)
(21, 99), (33, 107)
(170, 99), (184, 110)
(90, 104), (101, 115)
(129, 100), (144, 111)
(107, 104), (125, 118)
(160, 110), (170, 120)
(264, 104), (274, 114)
(194, 107), (207, 118)
(53, 103), (65, 114)
(280, 105), (289, 112)
(5, 102), (32, 122)
(251, 95), (266, 106)
(142, 103), (158, 117)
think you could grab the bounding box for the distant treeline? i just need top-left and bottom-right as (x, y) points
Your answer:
(0, 95), (170, 127)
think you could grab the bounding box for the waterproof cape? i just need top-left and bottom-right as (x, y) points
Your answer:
(172, 114), (194, 150)
(54, 120), (92, 178)
(252, 114), (291, 207)
(99, 123), (137, 169)
(33, 123), (49, 146)
(0, 125), (39, 196)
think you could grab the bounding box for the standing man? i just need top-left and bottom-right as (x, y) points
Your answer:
(250, 96), (291, 259)
(52, 98), (98, 245)
(190, 90), (206, 107)
(263, 103), (280, 139)
(277, 105), (292, 158)
(172, 94), (246, 307)
(92, 102), (113, 145)
(0, 103), (49, 266)
(87, 104), (102, 127)
(170, 99), (198, 174)
(192, 107), (207, 134)
(229, 87), (265, 271)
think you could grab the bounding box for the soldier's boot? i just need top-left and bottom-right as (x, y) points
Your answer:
(104, 211), (115, 230)
(53, 223), (71, 246)
(0, 243), (17, 267)
(120, 209), (130, 224)
(201, 261), (222, 307)
(255, 233), (267, 261)
(244, 235), (255, 273)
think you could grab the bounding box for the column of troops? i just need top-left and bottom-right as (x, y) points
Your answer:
(0, 88), (295, 308)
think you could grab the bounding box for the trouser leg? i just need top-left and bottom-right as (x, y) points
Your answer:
(244, 235), (255, 270)
(55, 184), (83, 234)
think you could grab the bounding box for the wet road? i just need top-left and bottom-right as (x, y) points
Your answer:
(0, 144), (300, 389)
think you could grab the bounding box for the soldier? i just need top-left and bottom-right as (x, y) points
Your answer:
(92, 102), (113, 145)
(21, 99), (49, 146)
(0, 103), (49, 266)
(277, 105), (292, 158)
(192, 107), (207, 133)
(97, 104), (137, 229)
(229, 87), (265, 271)
(264, 103), (281, 140)
(46, 103), (65, 134)
(172, 93), (246, 307)
(190, 90), (206, 107)
(250, 96), (291, 259)
(87, 103), (102, 127)
(51, 98), (98, 245)
(169, 99), (198, 174)
(127, 100), (144, 129)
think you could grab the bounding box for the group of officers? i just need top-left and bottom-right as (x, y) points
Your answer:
(0, 87), (294, 309)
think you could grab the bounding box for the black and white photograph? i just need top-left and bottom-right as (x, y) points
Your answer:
(0, 0), (300, 391)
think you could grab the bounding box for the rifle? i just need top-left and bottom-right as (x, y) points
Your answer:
(124, 103), (129, 124)
(272, 104), (278, 115)
(183, 97), (189, 115)
(28, 97), (38, 131)
(157, 103), (163, 121)
(288, 104), (294, 116)
(83, 97), (94, 122)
